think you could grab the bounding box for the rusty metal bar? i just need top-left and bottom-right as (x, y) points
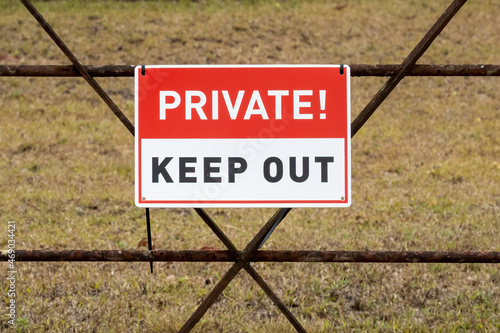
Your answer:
(352, 64), (500, 76)
(351, 0), (468, 137)
(1, 64), (499, 77)
(19, 0), (135, 136)
(0, 65), (134, 77)
(3, 250), (499, 263)
(253, 251), (500, 263)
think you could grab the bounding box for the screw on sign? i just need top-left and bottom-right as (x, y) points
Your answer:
(135, 65), (351, 208)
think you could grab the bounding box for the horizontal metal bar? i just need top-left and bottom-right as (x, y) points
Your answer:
(0, 65), (499, 77)
(2, 250), (499, 263)
(254, 250), (500, 263)
(351, 0), (467, 137)
(0, 65), (135, 77)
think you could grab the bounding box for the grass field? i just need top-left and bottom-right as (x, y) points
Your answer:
(1, 0), (499, 332)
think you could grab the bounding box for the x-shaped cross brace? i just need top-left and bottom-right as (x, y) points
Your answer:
(178, 208), (305, 332)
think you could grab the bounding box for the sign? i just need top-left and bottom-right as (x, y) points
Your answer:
(135, 65), (350, 207)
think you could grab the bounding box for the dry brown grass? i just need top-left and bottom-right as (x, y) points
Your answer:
(1, 0), (499, 332)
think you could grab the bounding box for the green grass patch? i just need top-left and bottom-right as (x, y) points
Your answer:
(1, 0), (499, 331)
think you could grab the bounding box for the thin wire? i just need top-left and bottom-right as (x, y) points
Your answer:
(146, 208), (153, 273)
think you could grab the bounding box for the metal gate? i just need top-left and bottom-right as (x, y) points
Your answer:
(1, 0), (499, 332)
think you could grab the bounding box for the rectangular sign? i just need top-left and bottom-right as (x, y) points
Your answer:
(135, 65), (350, 207)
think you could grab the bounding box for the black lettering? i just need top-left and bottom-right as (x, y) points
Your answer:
(152, 157), (173, 183)
(228, 157), (247, 183)
(263, 157), (283, 183)
(289, 156), (309, 182)
(179, 157), (197, 183)
(315, 156), (334, 182)
(204, 157), (222, 183)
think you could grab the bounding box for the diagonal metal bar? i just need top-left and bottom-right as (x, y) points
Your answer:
(244, 263), (306, 333)
(259, 208), (291, 248)
(351, 0), (468, 137)
(4, 250), (500, 263)
(19, 0), (135, 136)
(194, 208), (241, 260)
(227, 2), (467, 329)
(179, 208), (295, 332)
(242, 208), (292, 257)
(178, 261), (244, 333)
